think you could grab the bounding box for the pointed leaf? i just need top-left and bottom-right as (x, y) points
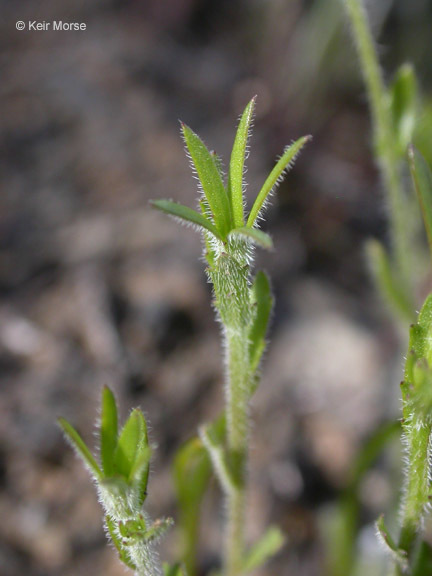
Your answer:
(151, 199), (222, 240)
(199, 416), (235, 494)
(229, 97), (256, 227)
(376, 515), (408, 570)
(182, 123), (232, 237)
(100, 386), (118, 477)
(106, 515), (137, 570)
(58, 417), (102, 479)
(242, 526), (285, 573)
(228, 226), (273, 250)
(389, 64), (417, 153)
(129, 448), (152, 507)
(143, 517), (174, 543)
(412, 541), (432, 576)
(249, 271), (273, 378)
(365, 239), (414, 322)
(174, 431), (216, 575)
(408, 146), (432, 262)
(247, 135), (311, 227)
(114, 409), (148, 480)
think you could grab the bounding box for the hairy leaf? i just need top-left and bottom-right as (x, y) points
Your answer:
(100, 386), (118, 477)
(58, 418), (102, 479)
(182, 123), (232, 237)
(151, 199), (222, 240)
(200, 415), (234, 493)
(376, 515), (408, 570)
(228, 226), (273, 250)
(228, 97), (256, 227)
(106, 515), (137, 570)
(249, 271), (273, 377)
(114, 409), (148, 480)
(247, 135), (311, 227)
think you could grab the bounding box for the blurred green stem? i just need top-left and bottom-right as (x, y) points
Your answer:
(344, 0), (412, 303)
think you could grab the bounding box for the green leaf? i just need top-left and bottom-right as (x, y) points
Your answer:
(249, 271), (273, 377)
(58, 417), (102, 480)
(365, 239), (414, 322)
(406, 293), (432, 370)
(408, 145), (432, 262)
(323, 421), (400, 576)
(228, 97), (256, 227)
(106, 515), (137, 570)
(129, 448), (152, 507)
(100, 386), (118, 477)
(174, 415), (225, 575)
(412, 541), (432, 576)
(143, 517), (174, 543)
(151, 199), (222, 240)
(389, 64), (417, 153)
(199, 415), (235, 494)
(114, 409), (148, 481)
(247, 135), (311, 227)
(376, 515), (408, 571)
(228, 226), (273, 250)
(163, 563), (185, 576)
(182, 123), (232, 238)
(242, 526), (285, 573)
(174, 436), (212, 575)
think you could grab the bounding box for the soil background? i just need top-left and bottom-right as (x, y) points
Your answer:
(1, 1), (432, 575)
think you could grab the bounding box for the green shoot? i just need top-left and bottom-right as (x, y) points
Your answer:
(153, 98), (308, 576)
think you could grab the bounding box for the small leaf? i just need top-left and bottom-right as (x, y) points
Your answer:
(182, 123), (232, 238)
(106, 515), (137, 569)
(58, 418), (102, 480)
(151, 199), (222, 240)
(129, 448), (152, 506)
(247, 135), (311, 227)
(228, 226), (273, 250)
(249, 271), (273, 378)
(412, 540), (432, 576)
(242, 526), (285, 573)
(163, 563), (185, 576)
(389, 64), (417, 153)
(174, 436), (212, 575)
(199, 416), (235, 494)
(114, 409), (148, 480)
(228, 97), (256, 227)
(143, 517), (174, 543)
(365, 239), (414, 322)
(376, 515), (408, 570)
(406, 293), (432, 370)
(100, 386), (118, 477)
(408, 145), (432, 262)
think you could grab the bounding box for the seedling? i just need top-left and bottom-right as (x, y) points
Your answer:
(60, 99), (309, 576)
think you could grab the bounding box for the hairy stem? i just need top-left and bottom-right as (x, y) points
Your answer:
(394, 425), (431, 575)
(344, 0), (412, 303)
(225, 330), (250, 576)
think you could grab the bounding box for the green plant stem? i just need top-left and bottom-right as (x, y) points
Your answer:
(225, 331), (250, 576)
(394, 424), (431, 575)
(344, 0), (412, 302)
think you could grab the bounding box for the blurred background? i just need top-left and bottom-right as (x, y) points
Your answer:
(2, 0), (432, 574)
